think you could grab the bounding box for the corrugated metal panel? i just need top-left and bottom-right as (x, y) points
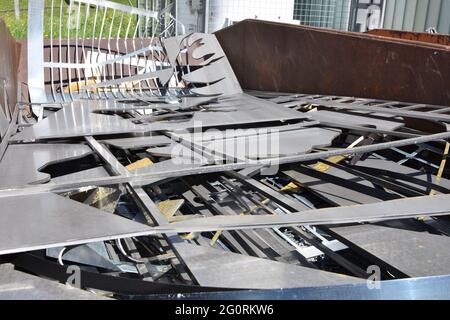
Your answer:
(425, 0), (442, 31)
(383, 0), (396, 28)
(402, 0), (417, 30)
(392, 0), (406, 30)
(437, 0), (450, 33)
(413, 0), (429, 32)
(383, 0), (449, 34)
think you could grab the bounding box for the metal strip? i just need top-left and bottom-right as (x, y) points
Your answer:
(27, 0), (47, 103)
(0, 106), (19, 162)
(304, 97), (450, 122)
(76, 0), (158, 18)
(85, 135), (194, 281)
(160, 193), (450, 234)
(2, 130), (450, 198)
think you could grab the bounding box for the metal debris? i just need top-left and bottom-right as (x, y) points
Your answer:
(0, 0), (449, 300)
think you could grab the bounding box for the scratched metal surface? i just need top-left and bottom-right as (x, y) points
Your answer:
(215, 20), (450, 106)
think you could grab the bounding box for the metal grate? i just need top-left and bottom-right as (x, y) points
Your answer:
(28, 0), (184, 104)
(201, 0), (352, 33)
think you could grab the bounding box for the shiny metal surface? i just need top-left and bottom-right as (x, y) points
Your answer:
(130, 158), (207, 177)
(0, 143), (93, 188)
(85, 136), (131, 177)
(172, 242), (363, 289)
(101, 136), (172, 150)
(11, 100), (146, 140)
(305, 96), (450, 122)
(2, 192), (449, 257)
(284, 164), (395, 206)
(202, 128), (341, 160)
(163, 193), (450, 234)
(309, 110), (404, 131)
(50, 167), (109, 184)
(0, 193), (153, 255)
(0, 263), (110, 300)
(169, 33), (242, 97)
(329, 224), (450, 277)
(3, 129), (450, 198)
(148, 128), (339, 163)
(161, 275), (450, 300)
(4, 14), (450, 298)
(12, 94), (307, 141)
(27, 8), (242, 102)
(351, 158), (450, 191)
(27, 0), (47, 103)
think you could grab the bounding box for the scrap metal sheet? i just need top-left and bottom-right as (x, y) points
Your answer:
(0, 144), (94, 188)
(12, 94), (308, 141)
(173, 242), (363, 289)
(0, 263), (110, 300)
(328, 224), (450, 277)
(0, 193), (153, 255)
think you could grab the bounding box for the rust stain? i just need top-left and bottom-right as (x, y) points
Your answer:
(0, 18), (21, 113)
(215, 20), (450, 106)
(367, 29), (450, 46)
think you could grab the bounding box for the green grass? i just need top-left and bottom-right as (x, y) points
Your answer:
(0, 0), (141, 39)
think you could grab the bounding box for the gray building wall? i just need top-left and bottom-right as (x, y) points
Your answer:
(173, 0), (449, 34)
(383, 0), (450, 34)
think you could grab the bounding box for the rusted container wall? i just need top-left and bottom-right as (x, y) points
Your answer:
(0, 19), (20, 114)
(215, 20), (450, 106)
(367, 29), (450, 46)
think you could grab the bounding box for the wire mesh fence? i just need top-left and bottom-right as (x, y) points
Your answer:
(205, 0), (352, 32)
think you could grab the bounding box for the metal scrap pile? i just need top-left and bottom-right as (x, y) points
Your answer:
(0, 0), (450, 299)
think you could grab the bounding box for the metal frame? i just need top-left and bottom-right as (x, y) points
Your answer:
(27, 0), (184, 104)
